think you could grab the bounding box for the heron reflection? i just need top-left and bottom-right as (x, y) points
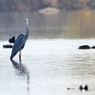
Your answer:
(11, 60), (30, 95)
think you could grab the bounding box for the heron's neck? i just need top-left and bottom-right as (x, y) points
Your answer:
(24, 23), (29, 40)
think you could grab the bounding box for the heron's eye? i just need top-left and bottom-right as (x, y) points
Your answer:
(25, 19), (28, 22)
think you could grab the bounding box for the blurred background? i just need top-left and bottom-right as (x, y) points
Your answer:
(0, 0), (95, 40)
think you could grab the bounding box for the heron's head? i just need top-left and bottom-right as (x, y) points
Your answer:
(25, 19), (28, 24)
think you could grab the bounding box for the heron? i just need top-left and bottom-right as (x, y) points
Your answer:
(10, 19), (29, 61)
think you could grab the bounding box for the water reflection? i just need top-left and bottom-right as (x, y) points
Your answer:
(0, 10), (95, 40)
(11, 60), (30, 95)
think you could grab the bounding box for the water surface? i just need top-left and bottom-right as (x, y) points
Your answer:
(0, 10), (95, 40)
(0, 10), (95, 95)
(1, 39), (95, 95)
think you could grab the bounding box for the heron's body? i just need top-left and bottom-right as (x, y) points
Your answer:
(10, 19), (29, 61)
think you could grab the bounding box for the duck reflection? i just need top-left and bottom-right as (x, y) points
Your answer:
(11, 60), (30, 95)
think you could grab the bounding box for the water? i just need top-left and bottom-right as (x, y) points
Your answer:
(0, 39), (95, 95)
(0, 10), (95, 40)
(0, 10), (95, 95)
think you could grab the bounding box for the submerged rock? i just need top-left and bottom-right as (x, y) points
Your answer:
(92, 46), (95, 49)
(79, 45), (95, 49)
(79, 45), (91, 49)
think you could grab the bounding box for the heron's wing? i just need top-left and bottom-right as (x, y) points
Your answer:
(10, 34), (25, 59)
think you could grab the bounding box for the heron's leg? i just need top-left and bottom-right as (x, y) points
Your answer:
(19, 51), (21, 62)
(19, 51), (22, 68)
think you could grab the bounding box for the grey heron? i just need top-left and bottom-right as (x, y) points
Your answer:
(10, 19), (29, 61)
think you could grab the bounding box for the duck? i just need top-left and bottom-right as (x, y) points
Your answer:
(8, 36), (15, 43)
(79, 85), (88, 91)
(3, 44), (13, 48)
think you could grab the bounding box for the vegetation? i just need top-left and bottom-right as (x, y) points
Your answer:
(0, 0), (95, 12)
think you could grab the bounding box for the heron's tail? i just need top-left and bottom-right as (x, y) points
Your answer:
(10, 52), (15, 61)
(10, 55), (13, 61)
(10, 51), (17, 61)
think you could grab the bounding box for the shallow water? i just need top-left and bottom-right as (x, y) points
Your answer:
(1, 39), (95, 95)
(0, 10), (95, 95)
